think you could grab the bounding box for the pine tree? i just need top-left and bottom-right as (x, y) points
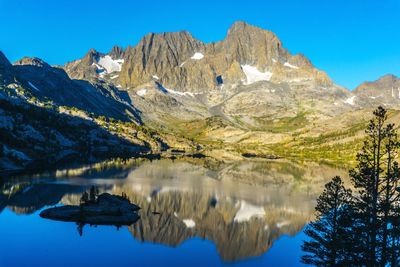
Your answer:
(80, 191), (89, 204)
(349, 106), (400, 266)
(302, 176), (353, 266)
(303, 107), (400, 266)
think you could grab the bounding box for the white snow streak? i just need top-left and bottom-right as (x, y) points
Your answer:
(165, 88), (194, 97)
(284, 62), (299, 69)
(191, 52), (204, 60)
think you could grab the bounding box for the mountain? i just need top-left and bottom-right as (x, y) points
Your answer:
(354, 74), (400, 108)
(1, 21), (399, 171)
(118, 21), (334, 91)
(64, 46), (125, 82)
(63, 22), (357, 133)
(13, 56), (141, 121)
(0, 52), (171, 173)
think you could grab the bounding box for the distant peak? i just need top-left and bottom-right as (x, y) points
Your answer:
(13, 57), (50, 68)
(379, 74), (398, 80)
(85, 48), (100, 57)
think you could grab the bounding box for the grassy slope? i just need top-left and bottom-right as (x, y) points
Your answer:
(145, 108), (400, 167)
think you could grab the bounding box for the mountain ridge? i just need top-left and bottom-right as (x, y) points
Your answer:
(1, 21), (399, 172)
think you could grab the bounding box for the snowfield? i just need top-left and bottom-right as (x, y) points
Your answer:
(241, 65), (272, 85)
(97, 55), (124, 73)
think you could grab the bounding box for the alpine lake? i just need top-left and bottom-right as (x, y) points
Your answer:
(0, 157), (349, 267)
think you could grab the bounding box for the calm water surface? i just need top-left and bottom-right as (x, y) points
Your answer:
(0, 158), (348, 267)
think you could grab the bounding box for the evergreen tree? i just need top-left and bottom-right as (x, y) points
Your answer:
(302, 176), (353, 266)
(80, 191), (89, 204)
(349, 106), (400, 266)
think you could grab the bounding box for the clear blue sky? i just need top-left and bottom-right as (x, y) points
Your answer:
(0, 0), (399, 89)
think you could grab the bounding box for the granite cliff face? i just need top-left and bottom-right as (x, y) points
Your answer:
(116, 21), (333, 92)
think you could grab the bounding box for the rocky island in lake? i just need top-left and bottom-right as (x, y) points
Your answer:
(40, 187), (141, 226)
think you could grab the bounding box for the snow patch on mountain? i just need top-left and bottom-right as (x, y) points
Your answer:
(234, 201), (265, 222)
(345, 96), (356, 105)
(165, 88), (194, 97)
(136, 89), (147, 97)
(284, 62), (299, 69)
(97, 55), (124, 73)
(182, 219), (196, 228)
(241, 65), (272, 85)
(191, 52), (204, 60)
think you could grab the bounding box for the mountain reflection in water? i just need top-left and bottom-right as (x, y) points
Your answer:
(0, 158), (348, 263)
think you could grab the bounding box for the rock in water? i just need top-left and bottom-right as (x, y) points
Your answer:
(39, 193), (141, 226)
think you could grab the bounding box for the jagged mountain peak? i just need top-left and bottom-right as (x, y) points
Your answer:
(109, 45), (124, 59)
(60, 21), (338, 95)
(82, 48), (101, 64)
(133, 30), (204, 55)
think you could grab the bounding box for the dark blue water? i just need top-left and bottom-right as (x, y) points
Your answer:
(0, 208), (306, 267)
(0, 159), (346, 266)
